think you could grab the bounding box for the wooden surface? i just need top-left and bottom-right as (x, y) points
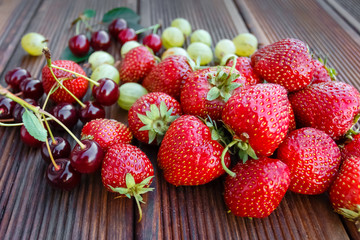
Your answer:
(0, 0), (359, 239)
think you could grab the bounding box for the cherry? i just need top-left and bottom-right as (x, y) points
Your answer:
(118, 28), (137, 44)
(92, 78), (120, 106)
(68, 34), (90, 57)
(0, 97), (16, 119)
(20, 125), (43, 148)
(142, 33), (162, 53)
(12, 98), (38, 122)
(79, 101), (105, 124)
(90, 30), (111, 51)
(19, 78), (44, 100)
(46, 158), (81, 191)
(41, 137), (71, 163)
(51, 103), (78, 129)
(108, 18), (127, 38)
(70, 139), (104, 173)
(5, 67), (31, 91)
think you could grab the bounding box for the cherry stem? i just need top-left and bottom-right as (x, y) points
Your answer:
(0, 118), (15, 123)
(51, 65), (100, 86)
(220, 140), (237, 177)
(45, 135), (60, 171)
(42, 83), (58, 110)
(0, 117), (52, 127)
(42, 114), (56, 144)
(75, 21), (80, 36)
(0, 85), (38, 113)
(135, 23), (161, 35)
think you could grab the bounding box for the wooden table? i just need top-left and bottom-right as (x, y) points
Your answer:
(1, 0), (359, 239)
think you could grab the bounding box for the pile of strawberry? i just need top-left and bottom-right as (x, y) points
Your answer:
(108, 37), (360, 227)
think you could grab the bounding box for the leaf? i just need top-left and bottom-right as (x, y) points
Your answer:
(102, 7), (140, 24)
(128, 22), (143, 31)
(60, 47), (93, 63)
(22, 109), (47, 142)
(83, 9), (96, 18)
(206, 87), (220, 101)
(125, 173), (136, 189)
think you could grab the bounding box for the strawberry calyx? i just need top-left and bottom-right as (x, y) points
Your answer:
(338, 205), (360, 231)
(318, 57), (337, 81)
(109, 173), (154, 222)
(137, 101), (179, 144)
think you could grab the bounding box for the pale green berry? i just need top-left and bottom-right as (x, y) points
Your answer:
(161, 47), (189, 60)
(171, 18), (192, 37)
(21, 32), (47, 56)
(215, 39), (236, 60)
(88, 51), (115, 71)
(91, 64), (120, 85)
(233, 33), (258, 57)
(161, 27), (185, 49)
(190, 29), (212, 46)
(121, 41), (141, 58)
(118, 83), (148, 110)
(187, 42), (213, 65)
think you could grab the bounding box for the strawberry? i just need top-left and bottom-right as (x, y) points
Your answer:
(289, 81), (360, 139)
(277, 127), (341, 195)
(222, 83), (290, 159)
(42, 60), (88, 103)
(128, 92), (182, 145)
(341, 134), (360, 160)
(225, 57), (261, 86)
(329, 156), (360, 230)
(157, 115), (231, 186)
(311, 58), (336, 84)
(224, 157), (290, 218)
(101, 143), (154, 221)
(180, 66), (246, 120)
(119, 46), (156, 83)
(142, 55), (193, 100)
(288, 102), (296, 132)
(81, 118), (133, 151)
(251, 38), (314, 92)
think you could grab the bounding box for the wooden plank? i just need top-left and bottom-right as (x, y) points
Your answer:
(325, 0), (360, 34)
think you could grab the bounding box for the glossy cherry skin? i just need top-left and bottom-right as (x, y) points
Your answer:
(118, 28), (137, 44)
(68, 34), (90, 57)
(79, 101), (105, 124)
(108, 18), (127, 38)
(46, 158), (81, 191)
(12, 98), (38, 122)
(5, 67), (31, 91)
(41, 137), (71, 163)
(19, 78), (44, 100)
(70, 139), (104, 173)
(0, 97), (16, 119)
(20, 125), (43, 148)
(92, 78), (120, 106)
(51, 103), (78, 129)
(90, 30), (111, 51)
(142, 33), (162, 53)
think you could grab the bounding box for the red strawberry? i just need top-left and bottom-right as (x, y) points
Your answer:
(142, 55), (193, 100)
(277, 127), (341, 195)
(311, 58), (336, 84)
(102, 143), (154, 221)
(119, 46), (156, 83)
(252, 38), (314, 92)
(329, 156), (360, 230)
(224, 157), (290, 218)
(181, 66), (246, 120)
(288, 102), (296, 132)
(289, 81), (360, 139)
(42, 60), (88, 103)
(157, 115), (231, 186)
(341, 134), (360, 160)
(222, 83), (290, 159)
(128, 92), (182, 145)
(81, 118), (133, 151)
(225, 57), (261, 86)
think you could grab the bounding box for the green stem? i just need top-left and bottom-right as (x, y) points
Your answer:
(42, 83), (59, 110)
(0, 117), (53, 127)
(135, 23), (160, 34)
(45, 135), (60, 170)
(0, 85), (39, 113)
(42, 114), (56, 144)
(134, 195), (143, 222)
(220, 140), (238, 177)
(75, 21), (80, 35)
(51, 64), (99, 86)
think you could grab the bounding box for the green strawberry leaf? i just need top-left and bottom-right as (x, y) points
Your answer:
(83, 9), (96, 18)
(60, 47), (93, 63)
(22, 109), (47, 142)
(125, 173), (136, 189)
(102, 7), (140, 24)
(207, 87), (220, 101)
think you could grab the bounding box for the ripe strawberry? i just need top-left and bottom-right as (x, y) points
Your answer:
(225, 57), (261, 86)
(42, 60), (88, 103)
(277, 127), (341, 195)
(128, 92), (182, 145)
(288, 102), (296, 132)
(180, 66), (246, 120)
(81, 118), (133, 151)
(251, 38), (314, 92)
(341, 134), (360, 160)
(329, 156), (360, 230)
(119, 46), (156, 83)
(311, 58), (336, 84)
(289, 81), (360, 139)
(102, 143), (154, 221)
(224, 157), (290, 218)
(222, 83), (290, 159)
(142, 55), (193, 100)
(157, 115), (231, 186)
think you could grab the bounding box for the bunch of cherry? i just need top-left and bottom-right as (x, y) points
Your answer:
(0, 66), (120, 191)
(68, 18), (162, 57)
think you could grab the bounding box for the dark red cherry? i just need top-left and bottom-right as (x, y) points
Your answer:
(51, 103), (78, 129)
(46, 158), (81, 191)
(68, 34), (90, 57)
(0, 97), (16, 119)
(20, 125), (43, 148)
(41, 137), (71, 163)
(108, 18), (127, 38)
(142, 33), (162, 53)
(12, 98), (38, 122)
(118, 28), (137, 44)
(70, 139), (104, 173)
(79, 101), (105, 124)
(5, 67), (31, 91)
(92, 78), (119, 106)
(19, 78), (44, 100)
(90, 30), (111, 51)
